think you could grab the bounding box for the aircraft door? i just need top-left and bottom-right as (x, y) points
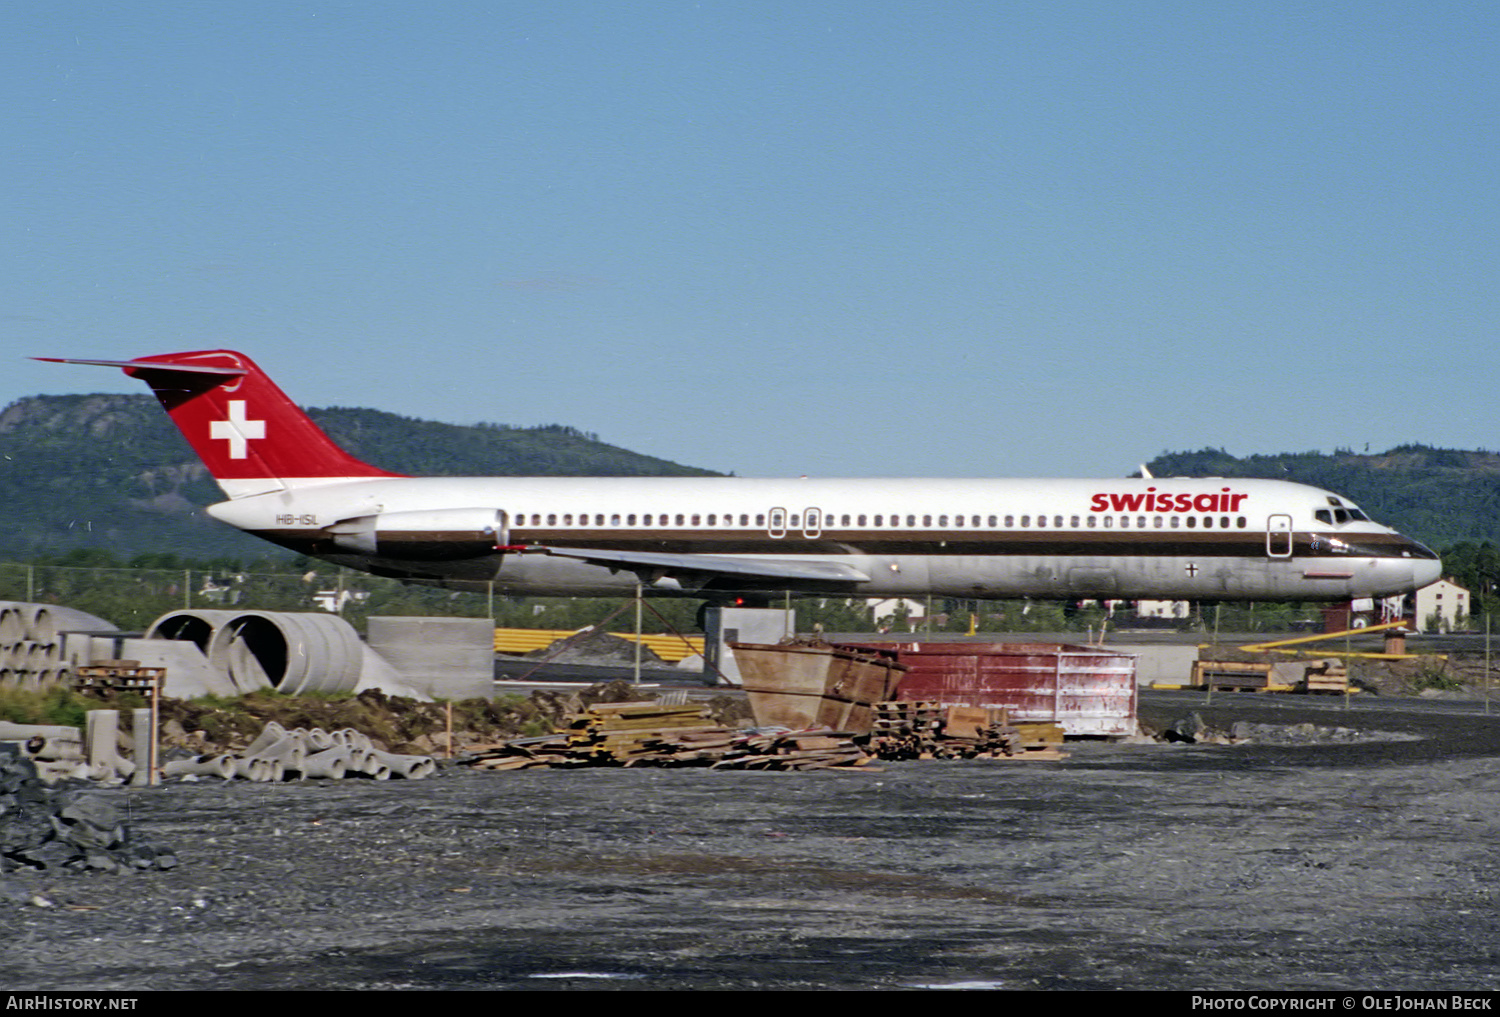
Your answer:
(768, 507), (787, 539)
(802, 507), (823, 539)
(495, 509), (510, 547)
(1266, 514), (1293, 558)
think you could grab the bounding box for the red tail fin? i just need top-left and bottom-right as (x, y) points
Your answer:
(38, 350), (403, 497)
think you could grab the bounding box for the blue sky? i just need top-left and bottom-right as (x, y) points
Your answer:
(6, 1), (1495, 478)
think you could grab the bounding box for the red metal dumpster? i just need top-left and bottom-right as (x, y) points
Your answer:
(844, 642), (1138, 738)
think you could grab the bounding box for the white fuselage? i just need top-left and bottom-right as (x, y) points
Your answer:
(207, 474), (1441, 601)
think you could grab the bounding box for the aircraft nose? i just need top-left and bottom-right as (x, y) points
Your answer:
(1411, 555), (1442, 590)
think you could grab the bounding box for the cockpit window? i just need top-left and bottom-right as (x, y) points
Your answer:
(1316, 507), (1370, 525)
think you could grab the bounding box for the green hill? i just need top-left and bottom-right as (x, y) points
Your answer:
(0, 393), (718, 561)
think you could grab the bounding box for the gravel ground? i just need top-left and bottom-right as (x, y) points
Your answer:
(5, 690), (1500, 991)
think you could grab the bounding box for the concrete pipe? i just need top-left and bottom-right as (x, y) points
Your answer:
(145, 609), (242, 650)
(344, 750), (390, 780)
(300, 747), (351, 780)
(205, 612), (364, 696)
(34, 669), (64, 691)
(250, 738), (307, 775)
(242, 721), (290, 757)
(296, 727), (336, 751)
(0, 721), (83, 742)
(163, 754), (237, 780)
(0, 606), (23, 645)
(333, 728), (374, 752)
(0, 602), (55, 644)
(232, 755), (272, 782)
(26, 607), (55, 644)
(366, 749), (437, 780)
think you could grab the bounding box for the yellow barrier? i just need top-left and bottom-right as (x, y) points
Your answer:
(492, 627), (704, 662)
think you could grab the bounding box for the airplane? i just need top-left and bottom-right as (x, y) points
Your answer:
(41, 349), (1442, 605)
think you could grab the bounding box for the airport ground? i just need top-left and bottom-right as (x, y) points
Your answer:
(4, 681), (1500, 991)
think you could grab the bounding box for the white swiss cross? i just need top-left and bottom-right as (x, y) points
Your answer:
(209, 400), (266, 459)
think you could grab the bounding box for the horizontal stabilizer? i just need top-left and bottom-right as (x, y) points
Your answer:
(34, 356), (246, 376)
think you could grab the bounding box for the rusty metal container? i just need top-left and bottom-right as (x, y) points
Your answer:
(729, 641), (905, 733)
(846, 642), (1137, 737)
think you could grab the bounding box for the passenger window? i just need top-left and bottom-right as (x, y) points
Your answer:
(611, 514), (621, 526)
(1087, 516), (1097, 528)
(627, 514), (636, 525)
(1070, 515), (1079, 528)
(1020, 515), (1030, 527)
(1038, 515), (1047, 528)
(708, 514), (716, 526)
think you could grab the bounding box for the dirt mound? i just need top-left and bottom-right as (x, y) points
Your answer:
(526, 628), (671, 668)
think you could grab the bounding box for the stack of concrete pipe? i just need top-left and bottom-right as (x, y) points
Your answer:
(1, 711), (155, 785)
(144, 610), (426, 699)
(0, 602), (116, 692)
(0, 720), (91, 782)
(163, 721), (437, 782)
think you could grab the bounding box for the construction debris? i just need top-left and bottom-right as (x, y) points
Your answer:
(461, 697), (1072, 772)
(869, 702), (1069, 761)
(461, 700), (874, 771)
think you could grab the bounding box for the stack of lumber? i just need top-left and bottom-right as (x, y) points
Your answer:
(564, 702), (727, 763)
(1303, 659), (1351, 693)
(459, 700), (876, 771)
(870, 701), (1068, 761)
(707, 729), (871, 771)
(870, 700), (944, 759)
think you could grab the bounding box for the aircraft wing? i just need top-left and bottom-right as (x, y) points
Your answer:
(518, 545), (871, 589)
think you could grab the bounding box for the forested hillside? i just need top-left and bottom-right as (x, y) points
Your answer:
(0, 393), (717, 560)
(1146, 445), (1500, 549)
